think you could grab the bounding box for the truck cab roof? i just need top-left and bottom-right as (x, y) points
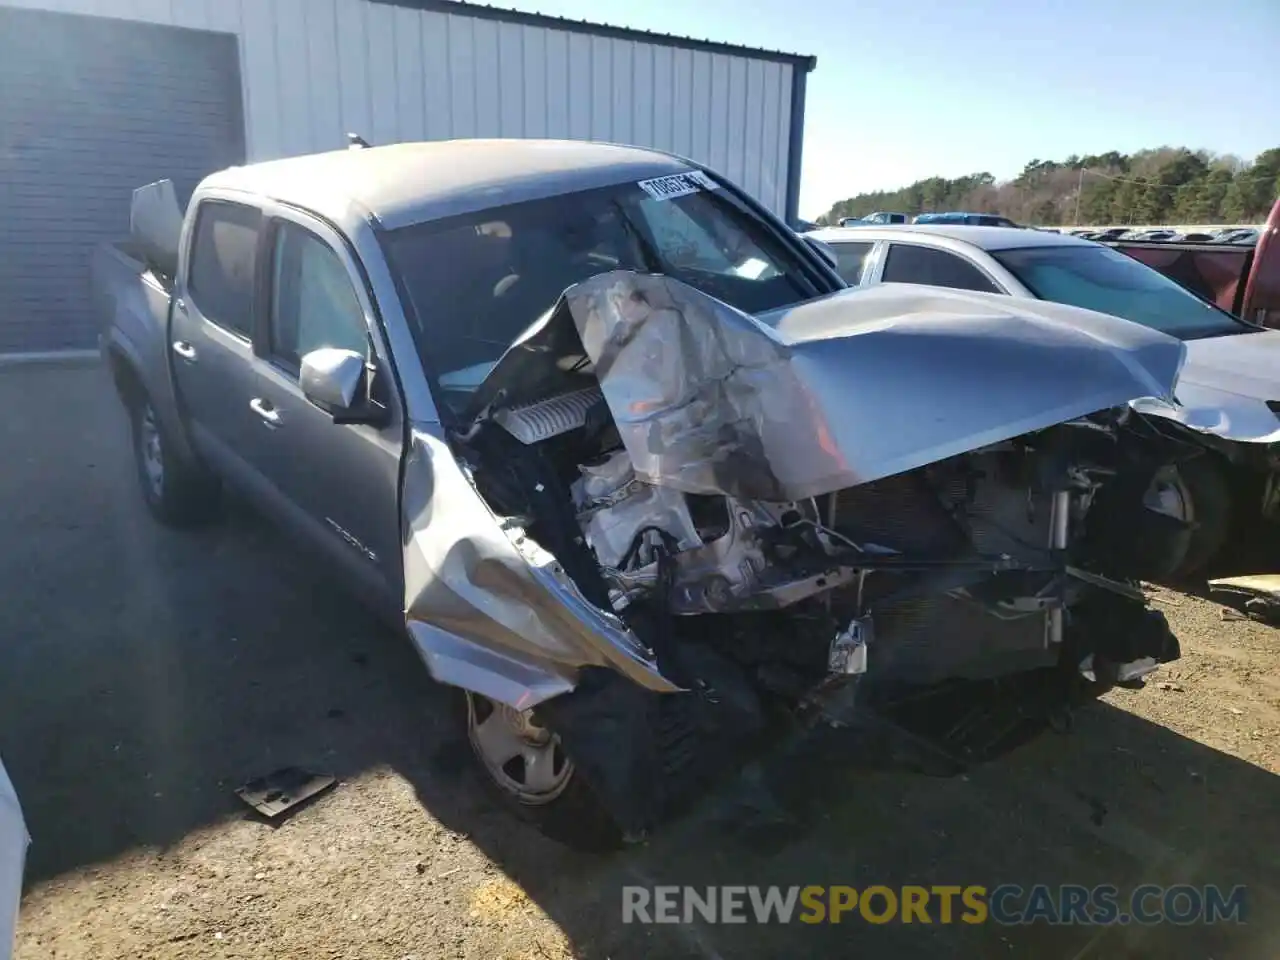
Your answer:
(203, 139), (695, 231)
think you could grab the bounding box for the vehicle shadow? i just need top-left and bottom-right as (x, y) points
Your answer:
(402, 695), (1280, 959)
(2, 364), (1277, 959)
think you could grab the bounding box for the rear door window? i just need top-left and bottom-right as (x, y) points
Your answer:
(830, 241), (875, 285)
(881, 244), (1001, 293)
(186, 201), (262, 338)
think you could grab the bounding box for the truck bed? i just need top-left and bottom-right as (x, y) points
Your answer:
(1104, 238), (1256, 317)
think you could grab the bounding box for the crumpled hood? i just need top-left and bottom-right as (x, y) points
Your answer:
(474, 273), (1185, 501)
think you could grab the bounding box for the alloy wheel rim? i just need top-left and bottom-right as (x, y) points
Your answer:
(1144, 465), (1195, 524)
(139, 404), (165, 498)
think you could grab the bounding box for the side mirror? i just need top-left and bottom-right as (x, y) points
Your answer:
(803, 235), (839, 271)
(300, 347), (388, 425)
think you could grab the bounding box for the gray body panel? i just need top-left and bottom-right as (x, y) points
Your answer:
(91, 244), (200, 467)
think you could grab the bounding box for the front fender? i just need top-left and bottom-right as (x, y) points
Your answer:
(400, 425), (678, 710)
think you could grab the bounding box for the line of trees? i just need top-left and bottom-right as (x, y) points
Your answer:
(818, 147), (1280, 227)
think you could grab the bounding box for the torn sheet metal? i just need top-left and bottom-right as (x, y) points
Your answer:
(401, 428), (678, 711)
(0, 757), (26, 960)
(235, 768), (335, 819)
(548, 273), (1187, 501)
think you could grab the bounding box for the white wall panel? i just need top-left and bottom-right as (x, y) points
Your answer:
(670, 48), (694, 158)
(709, 54), (731, 176)
(521, 26), (547, 139)
(203, 0), (240, 35)
(471, 16), (500, 137)
(497, 21), (523, 136)
(650, 45), (673, 153)
(589, 35), (611, 142)
(743, 59), (766, 200)
(771, 65), (792, 215)
(446, 13), (476, 138)
(273, 0), (312, 157)
(1, 0), (804, 215)
(610, 40), (633, 146)
(632, 42), (654, 148)
(364, 1), (399, 146)
(394, 5), (427, 141)
(305, 0), (343, 151)
(566, 32), (591, 141)
(690, 51), (712, 164)
(421, 10), (451, 139)
(238, 0), (282, 160)
(543, 29), (569, 140)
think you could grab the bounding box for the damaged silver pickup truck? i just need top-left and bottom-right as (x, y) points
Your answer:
(94, 140), (1193, 847)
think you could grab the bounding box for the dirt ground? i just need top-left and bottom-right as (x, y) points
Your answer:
(3, 363), (1279, 959)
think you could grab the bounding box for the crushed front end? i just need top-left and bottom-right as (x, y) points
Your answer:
(405, 274), (1190, 837)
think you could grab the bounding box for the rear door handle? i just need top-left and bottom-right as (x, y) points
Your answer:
(249, 397), (281, 429)
(172, 340), (197, 362)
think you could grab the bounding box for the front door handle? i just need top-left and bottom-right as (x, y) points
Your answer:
(172, 340), (197, 362)
(249, 397), (281, 429)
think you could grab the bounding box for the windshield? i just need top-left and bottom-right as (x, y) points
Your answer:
(382, 175), (821, 412)
(992, 244), (1250, 341)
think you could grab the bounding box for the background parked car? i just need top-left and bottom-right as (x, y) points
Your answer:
(1216, 227), (1261, 245)
(807, 223), (1280, 577)
(913, 212), (1020, 227)
(1124, 229), (1179, 241)
(834, 212), (906, 227)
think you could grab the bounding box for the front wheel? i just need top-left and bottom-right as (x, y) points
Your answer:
(1147, 458), (1231, 579)
(131, 397), (220, 526)
(463, 691), (621, 850)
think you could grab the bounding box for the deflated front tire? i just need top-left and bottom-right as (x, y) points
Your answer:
(459, 690), (623, 850)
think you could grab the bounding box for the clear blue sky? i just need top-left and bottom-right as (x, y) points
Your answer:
(495, 0), (1280, 217)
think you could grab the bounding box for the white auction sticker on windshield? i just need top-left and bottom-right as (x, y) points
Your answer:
(637, 170), (717, 201)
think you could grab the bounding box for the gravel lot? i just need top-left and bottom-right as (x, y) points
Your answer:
(3, 363), (1279, 959)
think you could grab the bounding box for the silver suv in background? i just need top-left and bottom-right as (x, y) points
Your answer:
(808, 223), (1280, 576)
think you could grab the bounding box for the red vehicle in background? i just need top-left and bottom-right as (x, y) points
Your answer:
(1106, 197), (1280, 328)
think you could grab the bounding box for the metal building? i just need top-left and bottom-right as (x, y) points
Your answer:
(0, 0), (815, 354)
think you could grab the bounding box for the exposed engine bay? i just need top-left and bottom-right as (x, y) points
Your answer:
(439, 273), (1192, 835)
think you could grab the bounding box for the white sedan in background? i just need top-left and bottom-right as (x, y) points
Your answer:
(807, 224), (1280, 577)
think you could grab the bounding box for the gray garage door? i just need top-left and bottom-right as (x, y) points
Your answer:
(0, 8), (244, 353)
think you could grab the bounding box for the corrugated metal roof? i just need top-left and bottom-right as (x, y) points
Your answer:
(369, 0), (817, 70)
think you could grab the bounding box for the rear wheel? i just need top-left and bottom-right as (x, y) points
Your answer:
(463, 691), (621, 850)
(131, 396), (220, 526)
